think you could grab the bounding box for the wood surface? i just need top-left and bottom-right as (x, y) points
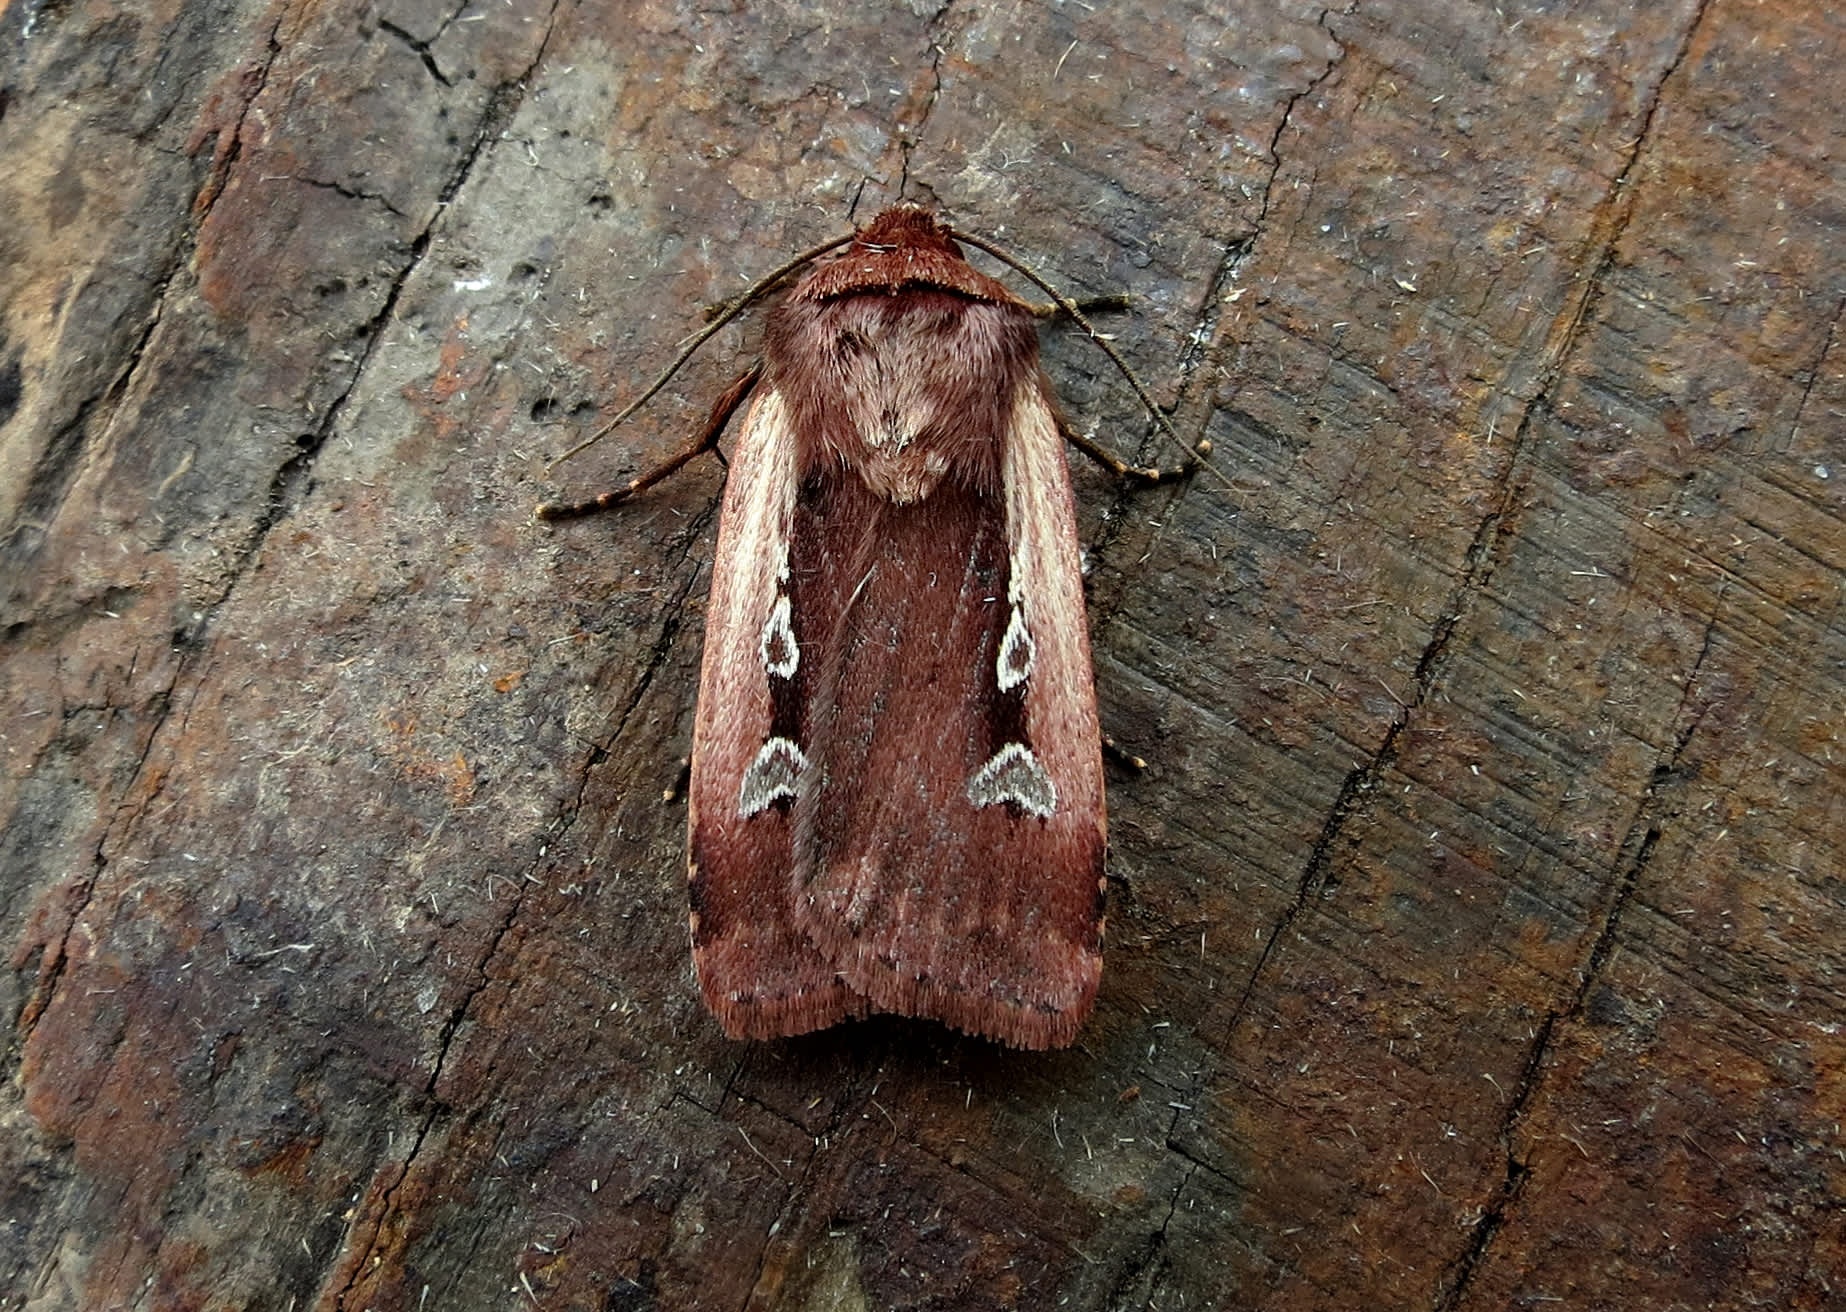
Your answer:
(1, 0), (1840, 1307)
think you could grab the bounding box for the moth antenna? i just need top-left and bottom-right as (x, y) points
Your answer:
(696, 229), (861, 324)
(548, 229), (856, 469)
(948, 228), (1213, 475)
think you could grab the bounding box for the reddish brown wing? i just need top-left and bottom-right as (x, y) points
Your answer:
(785, 378), (1106, 1049)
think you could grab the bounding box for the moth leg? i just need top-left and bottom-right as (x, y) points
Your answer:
(1032, 296), (1212, 483)
(661, 756), (692, 804)
(535, 362), (764, 521)
(1028, 294), (1132, 321)
(1057, 413), (1213, 487)
(1101, 732), (1147, 773)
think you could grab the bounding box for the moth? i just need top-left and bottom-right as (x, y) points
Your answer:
(541, 206), (1203, 1049)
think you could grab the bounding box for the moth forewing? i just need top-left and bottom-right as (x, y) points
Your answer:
(770, 376), (1107, 1051)
(687, 386), (864, 1040)
(1000, 378), (1108, 835)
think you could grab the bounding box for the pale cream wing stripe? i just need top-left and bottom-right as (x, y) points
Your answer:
(690, 387), (800, 830)
(998, 381), (1105, 833)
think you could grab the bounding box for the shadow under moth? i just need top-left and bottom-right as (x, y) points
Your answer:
(541, 206), (1205, 1049)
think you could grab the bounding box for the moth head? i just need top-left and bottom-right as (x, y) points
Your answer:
(853, 206), (963, 260)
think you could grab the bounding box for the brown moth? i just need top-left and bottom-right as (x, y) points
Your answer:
(542, 205), (1202, 1049)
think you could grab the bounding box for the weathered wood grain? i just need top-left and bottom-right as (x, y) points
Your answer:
(1, 0), (1839, 1307)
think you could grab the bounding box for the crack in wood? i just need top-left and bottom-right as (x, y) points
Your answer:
(1084, 9), (1344, 654)
(326, 478), (717, 1308)
(736, 1058), (889, 1310)
(1189, 8), (1734, 1296)
(235, 22), (557, 588)
(187, 13), (286, 224)
(309, 13), (577, 1305)
(1789, 292), (1846, 437)
(1101, 1159), (1194, 1308)
(550, 504), (715, 839)
(1431, 579), (1724, 1312)
(375, 17), (455, 89)
(895, 1), (955, 195)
